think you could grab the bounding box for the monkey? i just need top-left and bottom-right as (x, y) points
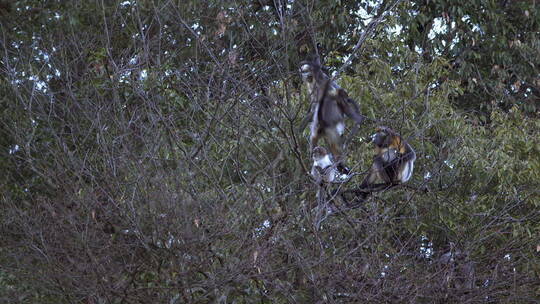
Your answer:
(310, 146), (341, 227)
(359, 126), (416, 190)
(298, 56), (365, 173)
(328, 127), (416, 210)
(310, 146), (337, 184)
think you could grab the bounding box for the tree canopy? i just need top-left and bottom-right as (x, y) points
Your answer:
(1, 0), (539, 303)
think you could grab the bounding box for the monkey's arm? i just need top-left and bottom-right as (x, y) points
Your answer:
(341, 97), (366, 149)
(343, 98), (366, 124)
(385, 146), (416, 170)
(399, 146), (416, 163)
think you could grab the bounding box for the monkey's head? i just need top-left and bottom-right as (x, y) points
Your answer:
(371, 126), (399, 148)
(312, 146), (334, 172)
(299, 62), (315, 84)
(299, 57), (322, 84)
(312, 146), (328, 161)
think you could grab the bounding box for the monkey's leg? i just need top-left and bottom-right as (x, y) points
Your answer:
(376, 158), (394, 184)
(326, 127), (343, 161)
(359, 170), (377, 189)
(327, 127), (352, 174)
(328, 143), (347, 174)
(309, 122), (322, 153)
(360, 158), (389, 188)
(309, 134), (319, 155)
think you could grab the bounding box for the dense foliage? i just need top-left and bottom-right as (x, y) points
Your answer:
(1, 0), (539, 303)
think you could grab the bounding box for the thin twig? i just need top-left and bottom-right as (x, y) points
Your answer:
(333, 0), (404, 80)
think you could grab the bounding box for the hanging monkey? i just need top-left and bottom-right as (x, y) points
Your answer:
(299, 56), (365, 173)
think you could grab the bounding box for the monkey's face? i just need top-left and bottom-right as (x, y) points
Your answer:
(312, 146), (328, 161)
(312, 146), (333, 170)
(372, 127), (393, 147)
(299, 58), (322, 83)
(299, 63), (315, 84)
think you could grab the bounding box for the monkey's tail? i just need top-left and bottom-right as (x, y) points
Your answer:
(330, 188), (370, 210)
(331, 182), (398, 211)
